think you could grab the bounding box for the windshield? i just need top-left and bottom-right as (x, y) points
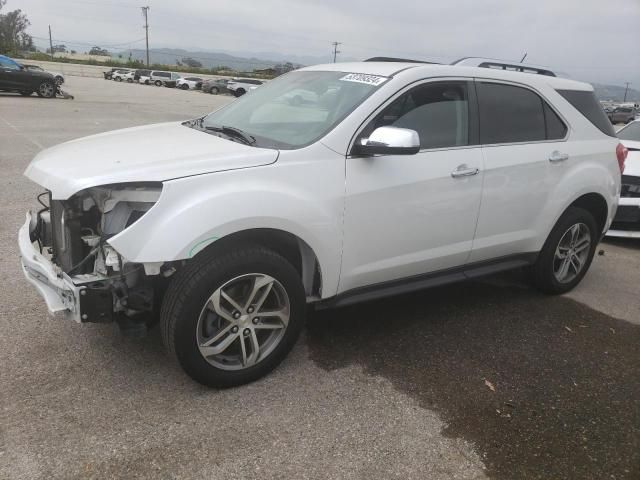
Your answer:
(202, 71), (388, 149)
(618, 121), (640, 142)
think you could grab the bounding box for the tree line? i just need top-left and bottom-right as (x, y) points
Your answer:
(0, 0), (34, 55)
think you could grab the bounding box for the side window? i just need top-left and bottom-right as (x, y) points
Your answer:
(0, 57), (19, 69)
(543, 102), (567, 140)
(477, 82), (546, 144)
(363, 81), (471, 150)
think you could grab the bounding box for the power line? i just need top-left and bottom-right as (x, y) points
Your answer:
(141, 6), (150, 67)
(32, 35), (146, 48)
(331, 41), (341, 63)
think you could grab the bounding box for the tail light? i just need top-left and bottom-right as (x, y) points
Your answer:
(616, 143), (628, 173)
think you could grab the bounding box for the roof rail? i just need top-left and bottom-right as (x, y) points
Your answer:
(365, 57), (440, 65)
(451, 57), (556, 77)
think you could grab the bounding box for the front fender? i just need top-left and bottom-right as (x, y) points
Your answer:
(108, 157), (345, 297)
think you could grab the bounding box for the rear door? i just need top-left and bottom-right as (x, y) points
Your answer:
(469, 80), (569, 262)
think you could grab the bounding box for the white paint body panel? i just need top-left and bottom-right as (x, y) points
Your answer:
(22, 62), (621, 301)
(25, 122), (278, 199)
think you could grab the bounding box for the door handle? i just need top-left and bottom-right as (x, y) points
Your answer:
(549, 151), (569, 163)
(451, 164), (479, 178)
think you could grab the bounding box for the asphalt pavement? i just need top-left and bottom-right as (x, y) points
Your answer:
(0, 76), (638, 480)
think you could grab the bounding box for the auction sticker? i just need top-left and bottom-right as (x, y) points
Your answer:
(339, 73), (388, 86)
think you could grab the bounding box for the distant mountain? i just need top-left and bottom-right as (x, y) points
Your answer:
(117, 48), (286, 71)
(593, 83), (640, 103)
(115, 47), (359, 71)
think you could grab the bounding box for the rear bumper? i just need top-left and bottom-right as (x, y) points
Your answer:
(18, 212), (83, 322)
(607, 197), (640, 238)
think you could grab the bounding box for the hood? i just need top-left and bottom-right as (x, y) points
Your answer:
(25, 122), (279, 199)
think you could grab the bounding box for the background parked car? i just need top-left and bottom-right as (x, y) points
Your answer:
(138, 74), (151, 85)
(609, 106), (637, 124)
(176, 77), (203, 90)
(0, 55), (57, 98)
(227, 78), (264, 97)
(149, 71), (180, 86)
(112, 69), (133, 82)
(202, 78), (231, 95)
(133, 69), (151, 82)
(608, 120), (640, 237)
(23, 65), (64, 85)
(103, 67), (127, 80)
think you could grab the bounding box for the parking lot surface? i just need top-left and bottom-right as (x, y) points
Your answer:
(1, 76), (639, 480)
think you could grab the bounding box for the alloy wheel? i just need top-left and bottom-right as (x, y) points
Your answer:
(38, 82), (55, 98)
(196, 273), (290, 371)
(553, 223), (591, 283)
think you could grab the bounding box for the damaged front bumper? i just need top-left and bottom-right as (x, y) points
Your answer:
(19, 211), (84, 322)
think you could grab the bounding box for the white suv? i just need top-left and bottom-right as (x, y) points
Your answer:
(19, 61), (625, 387)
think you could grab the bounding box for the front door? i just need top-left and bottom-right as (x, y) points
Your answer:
(340, 80), (484, 293)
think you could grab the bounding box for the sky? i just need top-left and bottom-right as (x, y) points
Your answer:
(11, 0), (640, 88)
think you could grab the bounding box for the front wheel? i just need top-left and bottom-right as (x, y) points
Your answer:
(210, 86), (219, 94)
(36, 81), (56, 98)
(234, 88), (246, 97)
(181, 84), (189, 90)
(154, 80), (162, 86)
(529, 206), (598, 294)
(160, 244), (306, 387)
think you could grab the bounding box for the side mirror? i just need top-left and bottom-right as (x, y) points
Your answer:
(352, 126), (420, 156)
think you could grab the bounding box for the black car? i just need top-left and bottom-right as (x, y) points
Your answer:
(0, 55), (57, 98)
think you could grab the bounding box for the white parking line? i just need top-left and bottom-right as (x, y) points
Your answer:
(0, 116), (44, 150)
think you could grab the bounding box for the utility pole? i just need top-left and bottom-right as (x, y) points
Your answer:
(141, 6), (150, 66)
(623, 82), (631, 103)
(519, 52), (527, 63)
(331, 41), (341, 63)
(48, 25), (54, 60)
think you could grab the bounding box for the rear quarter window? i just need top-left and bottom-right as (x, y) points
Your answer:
(556, 89), (616, 137)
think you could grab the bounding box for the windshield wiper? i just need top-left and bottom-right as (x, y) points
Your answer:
(205, 125), (256, 145)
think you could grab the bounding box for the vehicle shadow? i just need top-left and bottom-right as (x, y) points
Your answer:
(307, 273), (640, 480)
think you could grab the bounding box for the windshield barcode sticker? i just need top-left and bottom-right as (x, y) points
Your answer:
(339, 73), (388, 86)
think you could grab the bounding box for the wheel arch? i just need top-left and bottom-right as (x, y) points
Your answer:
(568, 192), (608, 235)
(190, 228), (323, 299)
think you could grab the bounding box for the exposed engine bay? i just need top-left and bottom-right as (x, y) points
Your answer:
(30, 183), (169, 324)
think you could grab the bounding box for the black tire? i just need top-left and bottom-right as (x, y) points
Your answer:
(19, 91), (33, 96)
(154, 80), (162, 86)
(160, 244), (306, 388)
(234, 88), (246, 97)
(36, 81), (56, 98)
(210, 86), (219, 94)
(115, 76), (122, 82)
(127, 78), (133, 83)
(181, 84), (189, 90)
(529, 206), (598, 295)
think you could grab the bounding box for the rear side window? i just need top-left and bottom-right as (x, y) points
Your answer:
(556, 89), (616, 137)
(543, 103), (568, 140)
(477, 82), (546, 144)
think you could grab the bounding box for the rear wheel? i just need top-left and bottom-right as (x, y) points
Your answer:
(181, 84), (189, 90)
(160, 244), (305, 387)
(529, 206), (598, 294)
(36, 81), (56, 98)
(234, 88), (246, 97)
(154, 80), (162, 86)
(210, 86), (219, 94)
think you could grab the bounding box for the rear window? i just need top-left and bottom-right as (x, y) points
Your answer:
(556, 89), (616, 137)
